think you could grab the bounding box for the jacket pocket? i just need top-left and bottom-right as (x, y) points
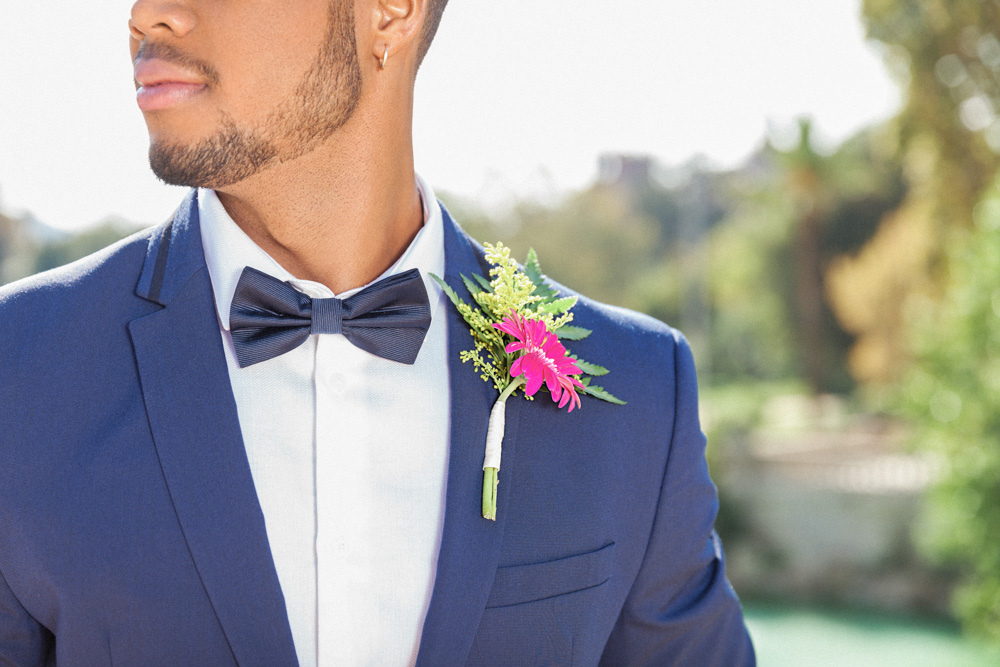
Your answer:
(485, 542), (615, 609)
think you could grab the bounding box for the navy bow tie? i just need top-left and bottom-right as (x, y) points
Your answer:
(229, 266), (432, 368)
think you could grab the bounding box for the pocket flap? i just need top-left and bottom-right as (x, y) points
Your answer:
(485, 542), (615, 608)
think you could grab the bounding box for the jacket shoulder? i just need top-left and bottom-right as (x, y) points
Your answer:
(0, 226), (154, 302)
(0, 228), (157, 355)
(547, 274), (690, 363)
(509, 274), (695, 417)
(574, 293), (684, 348)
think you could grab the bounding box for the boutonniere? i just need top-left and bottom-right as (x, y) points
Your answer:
(431, 243), (625, 521)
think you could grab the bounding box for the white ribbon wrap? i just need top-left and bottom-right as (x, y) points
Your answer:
(482, 398), (507, 471)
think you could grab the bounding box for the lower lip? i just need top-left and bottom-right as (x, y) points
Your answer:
(136, 83), (207, 111)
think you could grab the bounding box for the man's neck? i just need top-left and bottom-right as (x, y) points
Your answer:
(213, 118), (423, 295)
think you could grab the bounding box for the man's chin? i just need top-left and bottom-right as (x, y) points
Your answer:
(148, 134), (276, 189)
(149, 142), (215, 189)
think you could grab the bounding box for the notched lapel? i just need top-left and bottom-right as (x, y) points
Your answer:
(129, 195), (298, 667)
(416, 209), (521, 665)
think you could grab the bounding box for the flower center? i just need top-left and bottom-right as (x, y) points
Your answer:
(525, 335), (560, 374)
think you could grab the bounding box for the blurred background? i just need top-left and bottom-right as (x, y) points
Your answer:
(3, 1), (1000, 664)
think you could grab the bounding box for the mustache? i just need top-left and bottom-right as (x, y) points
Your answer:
(134, 42), (220, 86)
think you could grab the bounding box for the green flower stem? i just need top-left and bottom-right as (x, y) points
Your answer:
(498, 376), (525, 403)
(482, 467), (499, 521)
(482, 377), (525, 521)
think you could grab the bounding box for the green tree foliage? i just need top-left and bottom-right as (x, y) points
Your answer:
(711, 123), (903, 391)
(852, 0), (1000, 640)
(448, 134), (901, 394)
(708, 153), (800, 383)
(0, 210), (15, 279)
(445, 178), (681, 327)
(0, 212), (41, 286)
(836, 0), (1000, 384)
(32, 219), (140, 275)
(864, 0), (1000, 223)
(902, 177), (1000, 642)
(0, 215), (141, 288)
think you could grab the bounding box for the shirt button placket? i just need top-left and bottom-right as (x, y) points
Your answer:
(314, 335), (375, 662)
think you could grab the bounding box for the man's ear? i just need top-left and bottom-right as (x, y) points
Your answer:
(369, 0), (427, 69)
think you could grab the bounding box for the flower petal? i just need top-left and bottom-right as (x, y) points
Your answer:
(544, 368), (560, 394)
(557, 359), (582, 375)
(527, 320), (546, 345)
(525, 355), (546, 391)
(525, 368), (544, 396)
(493, 320), (522, 340)
(542, 336), (564, 355)
(558, 389), (571, 409)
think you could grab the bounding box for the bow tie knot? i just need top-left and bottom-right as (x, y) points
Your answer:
(310, 298), (344, 335)
(229, 266), (432, 368)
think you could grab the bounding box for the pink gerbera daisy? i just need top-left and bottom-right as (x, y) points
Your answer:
(493, 310), (584, 412)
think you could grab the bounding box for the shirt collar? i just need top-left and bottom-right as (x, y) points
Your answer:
(199, 173), (445, 331)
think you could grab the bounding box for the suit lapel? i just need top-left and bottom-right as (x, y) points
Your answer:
(129, 193), (298, 667)
(416, 208), (521, 665)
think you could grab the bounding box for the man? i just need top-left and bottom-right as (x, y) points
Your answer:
(0, 0), (754, 664)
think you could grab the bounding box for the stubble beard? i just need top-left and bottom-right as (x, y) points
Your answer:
(148, 2), (363, 189)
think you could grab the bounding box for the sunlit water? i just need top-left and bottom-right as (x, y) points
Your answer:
(744, 603), (1000, 667)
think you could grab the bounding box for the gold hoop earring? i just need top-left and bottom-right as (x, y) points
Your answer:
(380, 45), (389, 70)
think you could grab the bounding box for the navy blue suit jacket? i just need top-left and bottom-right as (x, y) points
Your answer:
(0, 193), (754, 665)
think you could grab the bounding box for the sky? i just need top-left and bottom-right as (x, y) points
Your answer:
(0, 1), (901, 231)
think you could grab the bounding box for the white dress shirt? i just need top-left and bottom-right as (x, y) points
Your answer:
(198, 176), (450, 667)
